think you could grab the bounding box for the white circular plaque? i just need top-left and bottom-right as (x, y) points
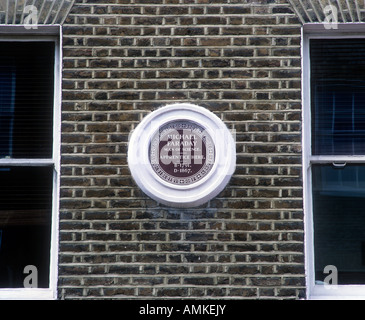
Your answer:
(128, 103), (236, 207)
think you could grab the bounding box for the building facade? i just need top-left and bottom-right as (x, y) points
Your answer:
(1, 0), (365, 300)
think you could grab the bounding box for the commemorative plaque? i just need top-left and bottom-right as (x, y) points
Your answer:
(128, 103), (236, 208)
(149, 120), (215, 186)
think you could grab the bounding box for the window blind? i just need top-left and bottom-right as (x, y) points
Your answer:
(0, 42), (54, 159)
(311, 39), (365, 155)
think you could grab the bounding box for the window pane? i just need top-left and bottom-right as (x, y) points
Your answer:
(313, 164), (365, 284)
(0, 166), (53, 288)
(311, 39), (365, 155)
(0, 65), (15, 157)
(0, 42), (54, 159)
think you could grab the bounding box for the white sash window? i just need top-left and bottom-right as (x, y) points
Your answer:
(304, 24), (365, 299)
(0, 26), (61, 300)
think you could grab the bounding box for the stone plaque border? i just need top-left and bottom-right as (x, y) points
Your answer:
(128, 103), (236, 208)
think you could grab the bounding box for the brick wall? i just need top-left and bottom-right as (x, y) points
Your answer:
(59, 0), (305, 299)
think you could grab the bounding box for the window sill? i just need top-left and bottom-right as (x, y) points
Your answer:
(0, 288), (56, 300)
(309, 285), (365, 300)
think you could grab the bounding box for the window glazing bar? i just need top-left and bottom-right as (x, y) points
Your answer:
(0, 159), (54, 166)
(309, 155), (365, 163)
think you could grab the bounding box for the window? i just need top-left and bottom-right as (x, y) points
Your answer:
(0, 27), (60, 300)
(0, 42), (54, 159)
(303, 25), (365, 299)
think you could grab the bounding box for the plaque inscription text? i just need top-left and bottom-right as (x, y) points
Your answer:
(149, 120), (215, 185)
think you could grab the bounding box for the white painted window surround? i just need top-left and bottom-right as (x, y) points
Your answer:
(0, 25), (61, 300)
(303, 23), (365, 300)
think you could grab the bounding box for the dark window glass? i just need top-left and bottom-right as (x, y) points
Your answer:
(0, 42), (54, 159)
(313, 164), (365, 284)
(0, 166), (53, 288)
(0, 41), (55, 289)
(311, 39), (365, 155)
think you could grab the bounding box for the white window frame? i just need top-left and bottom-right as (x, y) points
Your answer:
(303, 23), (365, 300)
(0, 25), (61, 300)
